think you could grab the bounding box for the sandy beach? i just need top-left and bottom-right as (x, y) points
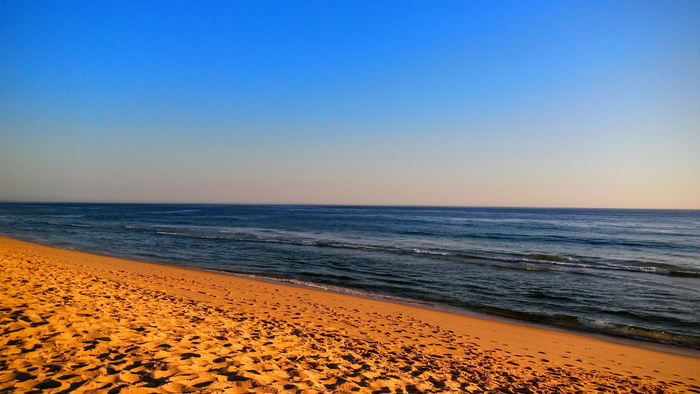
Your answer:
(1, 236), (698, 393)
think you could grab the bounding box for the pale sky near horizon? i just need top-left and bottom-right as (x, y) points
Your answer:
(1, 1), (699, 208)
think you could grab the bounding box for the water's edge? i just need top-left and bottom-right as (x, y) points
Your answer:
(6, 234), (699, 359)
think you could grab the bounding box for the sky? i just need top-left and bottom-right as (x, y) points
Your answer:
(1, 1), (699, 208)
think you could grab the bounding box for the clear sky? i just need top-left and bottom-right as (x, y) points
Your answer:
(1, 1), (698, 208)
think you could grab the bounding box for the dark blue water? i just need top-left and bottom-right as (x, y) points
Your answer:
(1, 203), (698, 348)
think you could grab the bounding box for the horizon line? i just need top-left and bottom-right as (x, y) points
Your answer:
(1, 200), (698, 211)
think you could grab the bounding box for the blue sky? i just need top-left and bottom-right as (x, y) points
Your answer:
(1, 1), (698, 208)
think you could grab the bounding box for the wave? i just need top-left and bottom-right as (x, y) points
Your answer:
(155, 230), (221, 240)
(52, 214), (86, 218)
(150, 227), (700, 279)
(526, 290), (573, 302)
(498, 252), (700, 278)
(575, 318), (700, 348)
(47, 221), (96, 228)
(528, 253), (571, 263)
(458, 230), (693, 251)
(413, 248), (450, 256)
(668, 270), (700, 279)
(295, 271), (357, 282)
(463, 250), (700, 279)
(473, 306), (700, 349)
(146, 209), (201, 215)
(212, 269), (425, 305)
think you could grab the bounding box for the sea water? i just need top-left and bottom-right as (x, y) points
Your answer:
(1, 203), (698, 348)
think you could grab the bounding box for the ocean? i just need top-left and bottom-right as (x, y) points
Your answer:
(1, 203), (698, 348)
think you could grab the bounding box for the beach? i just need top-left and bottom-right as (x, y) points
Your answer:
(1, 236), (698, 393)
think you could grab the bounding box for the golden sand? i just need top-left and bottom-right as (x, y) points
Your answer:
(1, 236), (698, 393)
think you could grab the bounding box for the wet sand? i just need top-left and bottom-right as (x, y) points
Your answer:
(1, 236), (698, 393)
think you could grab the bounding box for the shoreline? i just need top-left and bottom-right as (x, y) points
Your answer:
(8, 232), (700, 356)
(10, 232), (700, 356)
(2, 235), (699, 393)
(211, 268), (700, 358)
